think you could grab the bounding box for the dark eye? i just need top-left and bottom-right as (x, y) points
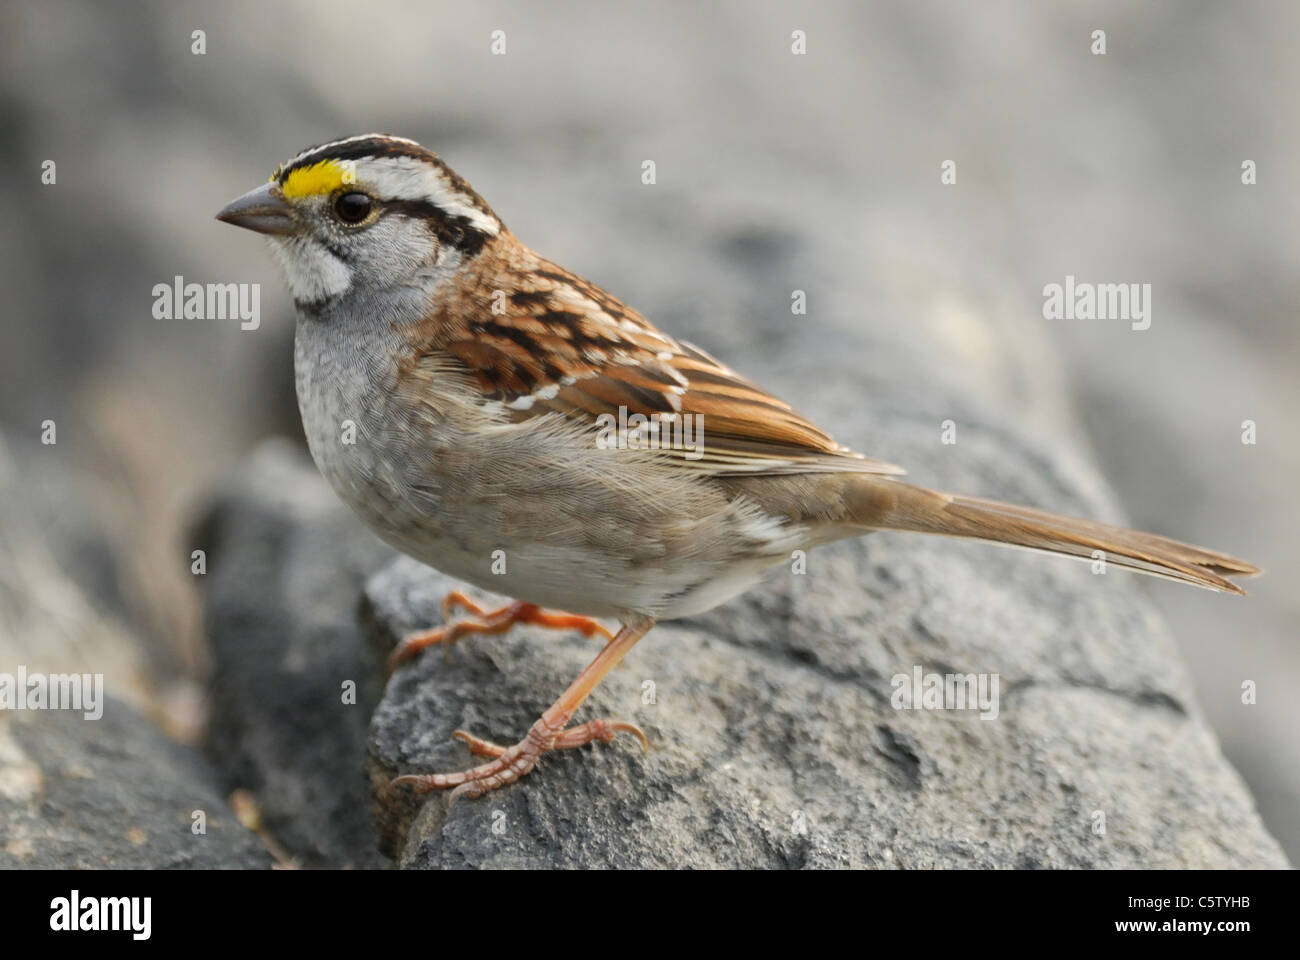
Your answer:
(334, 192), (373, 224)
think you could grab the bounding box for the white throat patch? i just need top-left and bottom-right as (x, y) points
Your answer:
(268, 235), (351, 302)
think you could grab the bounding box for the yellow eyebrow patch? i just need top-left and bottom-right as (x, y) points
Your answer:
(279, 159), (356, 198)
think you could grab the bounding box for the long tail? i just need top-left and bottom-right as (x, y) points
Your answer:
(849, 478), (1260, 594)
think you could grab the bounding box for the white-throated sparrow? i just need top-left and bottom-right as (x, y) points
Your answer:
(217, 134), (1258, 800)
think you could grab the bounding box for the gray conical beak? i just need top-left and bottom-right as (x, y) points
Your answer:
(216, 182), (298, 236)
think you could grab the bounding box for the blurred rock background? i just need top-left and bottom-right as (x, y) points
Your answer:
(1, 0), (1295, 860)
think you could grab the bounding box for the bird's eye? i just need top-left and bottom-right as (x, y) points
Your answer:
(334, 192), (373, 224)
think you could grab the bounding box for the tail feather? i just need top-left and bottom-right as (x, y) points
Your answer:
(854, 480), (1260, 595)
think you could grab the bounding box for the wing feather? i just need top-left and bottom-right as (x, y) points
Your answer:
(428, 254), (904, 477)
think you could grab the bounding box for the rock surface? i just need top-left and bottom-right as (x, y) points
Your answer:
(0, 434), (155, 714)
(197, 440), (396, 868)
(0, 428), (269, 869)
(0, 697), (269, 869)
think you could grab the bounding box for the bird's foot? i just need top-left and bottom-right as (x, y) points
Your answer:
(386, 591), (614, 671)
(388, 711), (648, 801)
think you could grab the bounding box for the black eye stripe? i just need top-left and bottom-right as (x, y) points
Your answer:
(383, 199), (489, 257)
(383, 198), (456, 223)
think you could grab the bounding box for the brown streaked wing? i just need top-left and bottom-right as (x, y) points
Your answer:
(440, 257), (905, 477)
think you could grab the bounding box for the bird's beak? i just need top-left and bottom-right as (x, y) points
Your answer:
(216, 182), (298, 236)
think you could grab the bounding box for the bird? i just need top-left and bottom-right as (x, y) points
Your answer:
(216, 133), (1259, 800)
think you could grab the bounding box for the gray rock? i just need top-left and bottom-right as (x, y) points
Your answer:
(0, 697), (269, 869)
(197, 439), (396, 868)
(0, 434), (155, 712)
(0, 428), (266, 869)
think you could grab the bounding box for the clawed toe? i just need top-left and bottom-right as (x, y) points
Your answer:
(388, 713), (648, 801)
(552, 718), (649, 752)
(440, 589), (487, 622)
(451, 729), (508, 758)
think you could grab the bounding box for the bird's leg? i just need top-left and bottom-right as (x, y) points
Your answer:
(389, 617), (654, 800)
(387, 591), (615, 671)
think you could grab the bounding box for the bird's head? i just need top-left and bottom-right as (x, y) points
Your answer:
(216, 134), (502, 309)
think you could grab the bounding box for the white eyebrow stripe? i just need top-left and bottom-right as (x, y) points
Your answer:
(359, 157), (500, 236)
